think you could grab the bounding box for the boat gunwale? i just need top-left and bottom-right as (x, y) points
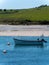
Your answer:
(13, 38), (43, 42)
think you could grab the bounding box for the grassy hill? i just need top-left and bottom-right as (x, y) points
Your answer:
(0, 5), (49, 25)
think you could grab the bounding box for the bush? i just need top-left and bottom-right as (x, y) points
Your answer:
(3, 9), (7, 12)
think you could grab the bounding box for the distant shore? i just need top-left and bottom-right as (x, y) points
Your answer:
(0, 25), (49, 36)
(0, 6), (49, 25)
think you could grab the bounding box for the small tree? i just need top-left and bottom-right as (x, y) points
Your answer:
(4, 9), (6, 12)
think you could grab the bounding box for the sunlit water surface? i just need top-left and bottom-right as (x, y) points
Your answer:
(0, 36), (49, 65)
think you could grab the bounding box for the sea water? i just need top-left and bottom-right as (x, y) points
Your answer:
(0, 36), (49, 65)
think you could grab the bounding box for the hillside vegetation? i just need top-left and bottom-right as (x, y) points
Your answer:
(0, 5), (49, 25)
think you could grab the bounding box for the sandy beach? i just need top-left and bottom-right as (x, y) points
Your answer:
(0, 30), (49, 36)
(0, 25), (49, 36)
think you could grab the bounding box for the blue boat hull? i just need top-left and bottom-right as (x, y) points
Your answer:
(14, 39), (44, 46)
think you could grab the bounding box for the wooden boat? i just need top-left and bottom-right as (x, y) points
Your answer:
(13, 38), (47, 46)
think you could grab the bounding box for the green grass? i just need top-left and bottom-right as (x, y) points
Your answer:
(0, 6), (49, 24)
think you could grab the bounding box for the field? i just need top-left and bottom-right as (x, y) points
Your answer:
(0, 5), (49, 25)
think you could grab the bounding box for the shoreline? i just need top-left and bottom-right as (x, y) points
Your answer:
(0, 25), (49, 36)
(0, 30), (49, 36)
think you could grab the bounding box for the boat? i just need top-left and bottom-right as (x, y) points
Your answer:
(13, 38), (47, 46)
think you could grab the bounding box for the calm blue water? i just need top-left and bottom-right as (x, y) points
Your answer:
(0, 36), (49, 65)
